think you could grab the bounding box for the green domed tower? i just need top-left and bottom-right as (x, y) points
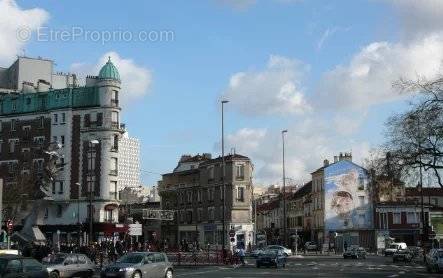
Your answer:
(98, 57), (121, 81)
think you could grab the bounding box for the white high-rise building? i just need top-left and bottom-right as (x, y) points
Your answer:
(118, 132), (141, 188)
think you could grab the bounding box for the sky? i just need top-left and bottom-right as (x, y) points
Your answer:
(1, 0), (443, 187)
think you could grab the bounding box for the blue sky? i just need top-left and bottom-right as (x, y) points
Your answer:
(2, 0), (443, 186)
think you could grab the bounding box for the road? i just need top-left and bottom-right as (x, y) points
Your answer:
(173, 255), (441, 278)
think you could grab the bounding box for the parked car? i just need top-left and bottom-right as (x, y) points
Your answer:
(393, 249), (413, 263)
(251, 249), (265, 258)
(426, 248), (443, 273)
(101, 252), (173, 278)
(266, 245), (292, 256)
(45, 253), (95, 278)
(0, 254), (48, 278)
(384, 242), (407, 256)
(256, 250), (286, 268)
(304, 242), (317, 252)
(343, 246), (367, 259)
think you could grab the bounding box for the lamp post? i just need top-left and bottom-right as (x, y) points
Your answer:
(281, 130), (288, 247)
(88, 140), (99, 244)
(221, 100), (229, 259)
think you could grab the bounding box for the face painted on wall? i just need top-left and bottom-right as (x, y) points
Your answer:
(329, 170), (359, 222)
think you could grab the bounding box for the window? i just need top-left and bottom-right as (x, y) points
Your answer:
(105, 210), (113, 222)
(77, 255), (87, 264)
(197, 208), (202, 222)
(237, 187), (245, 202)
(59, 158), (65, 171)
(6, 259), (21, 273)
(197, 190), (202, 202)
(11, 100), (17, 111)
(44, 208), (49, 219)
(88, 151), (96, 171)
(112, 134), (118, 151)
(208, 188), (214, 201)
(34, 136), (45, 146)
(186, 210), (193, 223)
(208, 207), (215, 221)
(407, 212), (419, 224)
(52, 182), (56, 194)
(236, 164), (245, 179)
(53, 136), (57, 143)
(220, 205), (224, 220)
(110, 157), (118, 175)
(11, 119), (16, 131)
(8, 139), (18, 153)
(358, 176), (365, 190)
(433, 198), (438, 206)
(53, 113), (58, 124)
(0, 140), (2, 153)
(8, 162), (17, 174)
(187, 191), (192, 203)
(61, 113), (66, 123)
(220, 186), (224, 200)
(358, 214), (365, 226)
(111, 111), (119, 124)
(84, 114), (90, 127)
(34, 159), (44, 174)
(208, 166), (214, 180)
(39, 116), (44, 128)
(0, 121), (2, 132)
(112, 90), (119, 106)
(97, 113), (103, 127)
(60, 136), (65, 146)
(358, 196), (365, 207)
(23, 126), (30, 137)
(110, 181), (118, 199)
(393, 212), (401, 224)
(56, 205), (63, 218)
(59, 181), (64, 194)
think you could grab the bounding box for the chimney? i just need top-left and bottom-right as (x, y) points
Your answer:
(334, 156), (338, 163)
(323, 159), (329, 167)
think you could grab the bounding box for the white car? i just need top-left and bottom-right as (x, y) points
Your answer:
(426, 248), (443, 273)
(266, 245), (292, 256)
(384, 242), (407, 256)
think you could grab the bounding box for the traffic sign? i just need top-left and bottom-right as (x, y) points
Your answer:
(229, 230), (235, 237)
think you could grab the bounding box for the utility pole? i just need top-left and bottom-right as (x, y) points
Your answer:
(221, 100), (229, 260)
(76, 182), (81, 247)
(282, 130), (288, 247)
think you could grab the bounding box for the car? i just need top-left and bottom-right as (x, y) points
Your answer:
(0, 254), (48, 278)
(251, 249), (265, 258)
(384, 242), (407, 256)
(101, 252), (173, 278)
(45, 253), (95, 278)
(304, 242), (317, 252)
(343, 246), (367, 259)
(256, 250), (286, 268)
(426, 248), (443, 273)
(393, 249), (413, 263)
(266, 245), (292, 256)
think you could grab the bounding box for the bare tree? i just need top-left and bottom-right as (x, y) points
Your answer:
(384, 77), (443, 187)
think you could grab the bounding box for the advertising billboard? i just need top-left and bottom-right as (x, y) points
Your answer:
(324, 161), (372, 231)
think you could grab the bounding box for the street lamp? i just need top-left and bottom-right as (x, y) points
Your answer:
(221, 100), (229, 259)
(281, 129), (288, 247)
(88, 140), (99, 244)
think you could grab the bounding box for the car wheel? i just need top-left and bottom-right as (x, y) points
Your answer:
(132, 271), (142, 278)
(49, 271), (60, 278)
(165, 269), (173, 278)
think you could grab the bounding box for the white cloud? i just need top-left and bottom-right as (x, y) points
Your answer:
(316, 34), (443, 109)
(386, 0), (443, 40)
(71, 51), (152, 106)
(222, 55), (311, 116)
(218, 0), (256, 10)
(0, 0), (49, 64)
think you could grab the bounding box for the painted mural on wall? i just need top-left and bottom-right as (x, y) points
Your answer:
(324, 161), (373, 231)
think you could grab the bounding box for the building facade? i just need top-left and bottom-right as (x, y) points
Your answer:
(158, 153), (254, 250)
(118, 132), (141, 189)
(0, 56), (127, 243)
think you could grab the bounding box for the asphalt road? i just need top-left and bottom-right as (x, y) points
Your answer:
(173, 255), (442, 278)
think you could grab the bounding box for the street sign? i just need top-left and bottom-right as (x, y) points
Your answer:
(142, 209), (174, 220)
(129, 223), (142, 236)
(229, 230), (235, 237)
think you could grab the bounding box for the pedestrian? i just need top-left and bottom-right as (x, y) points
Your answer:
(238, 246), (246, 266)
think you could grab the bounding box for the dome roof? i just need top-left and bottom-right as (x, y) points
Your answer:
(98, 57), (120, 81)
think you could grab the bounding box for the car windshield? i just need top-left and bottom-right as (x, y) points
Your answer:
(262, 250), (278, 256)
(47, 255), (66, 264)
(117, 254), (144, 264)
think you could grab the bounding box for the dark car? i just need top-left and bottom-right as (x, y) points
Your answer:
(44, 253), (95, 278)
(343, 246), (367, 259)
(256, 250), (286, 268)
(101, 252), (173, 278)
(393, 249), (413, 263)
(0, 255), (48, 278)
